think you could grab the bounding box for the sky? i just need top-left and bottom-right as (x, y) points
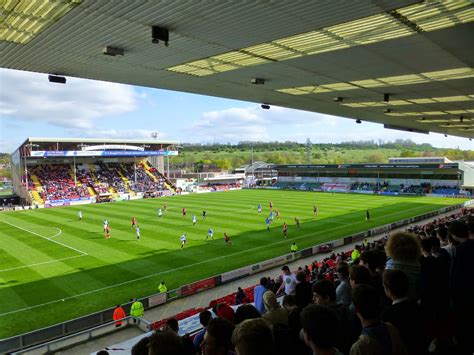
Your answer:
(0, 68), (472, 153)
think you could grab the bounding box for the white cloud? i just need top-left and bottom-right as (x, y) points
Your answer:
(66, 128), (166, 140)
(0, 69), (138, 129)
(188, 106), (338, 142)
(189, 107), (269, 142)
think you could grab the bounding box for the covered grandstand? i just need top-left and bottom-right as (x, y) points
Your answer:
(273, 158), (474, 196)
(1, 0), (474, 353)
(11, 138), (179, 206)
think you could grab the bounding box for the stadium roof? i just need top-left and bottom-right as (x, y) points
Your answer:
(1, 0), (473, 139)
(22, 137), (178, 145)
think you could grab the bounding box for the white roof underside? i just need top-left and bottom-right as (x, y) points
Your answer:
(1, 0), (473, 139)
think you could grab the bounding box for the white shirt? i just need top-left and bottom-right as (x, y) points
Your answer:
(180, 235), (186, 242)
(136, 227), (140, 234)
(282, 273), (297, 295)
(158, 209), (162, 215)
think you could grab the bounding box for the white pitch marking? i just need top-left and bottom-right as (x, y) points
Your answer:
(0, 254), (86, 273)
(0, 220), (87, 255)
(47, 227), (63, 239)
(0, 203), (440, 317)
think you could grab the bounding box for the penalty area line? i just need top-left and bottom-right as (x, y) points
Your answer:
(0, 220), (87, 256)
(0, 254), (86, 273)
(0, 203), (439, 317)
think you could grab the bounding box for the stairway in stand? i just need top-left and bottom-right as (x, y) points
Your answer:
(29, 174), (44, 204)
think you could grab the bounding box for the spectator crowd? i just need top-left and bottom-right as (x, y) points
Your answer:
(127, 208), (473, 355)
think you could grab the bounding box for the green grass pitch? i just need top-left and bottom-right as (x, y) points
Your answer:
(0, 190), (466, 338)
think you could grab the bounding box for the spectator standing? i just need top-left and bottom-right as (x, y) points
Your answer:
(147, 329), (185, 355)
(231, 318), (274, 355)
(335, 262), (352, 307)
(277, 266), (297, 296)
(295, 271), (312, 308)
(201, 318), (235, 355)
(282, 295), (306, 354)
(350, 284), (407, 355)
(385, 232), (421, 298)
(449, 220), (474, 354)
(301, 305), (341, 355)
(235, 287), (246, 305)
(113, 304), (126, 327)
(382, 269), (426, 355)
(262, 291), (288, 326)
(234, 304), (261, 325)
(253, 277), (269, 314)
(312, 280), (356, 354)
(193, 310), (212, 352)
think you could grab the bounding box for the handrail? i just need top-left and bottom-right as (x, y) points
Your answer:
(10, 316), (152, 354)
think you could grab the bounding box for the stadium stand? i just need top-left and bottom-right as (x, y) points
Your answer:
(28, 164), (91, 202)
(26, 160), (174, 204)
(119, 208), (474, 355)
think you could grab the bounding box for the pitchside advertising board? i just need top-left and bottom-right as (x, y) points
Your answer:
(28, 150), (179, 157)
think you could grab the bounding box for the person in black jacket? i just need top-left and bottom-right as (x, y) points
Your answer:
(382, 269), (427, 355)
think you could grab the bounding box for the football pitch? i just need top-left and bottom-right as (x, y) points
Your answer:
(0, 189), (466, 338)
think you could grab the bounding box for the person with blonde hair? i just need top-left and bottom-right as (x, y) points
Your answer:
(385, 232), (421, 298)
(262, 291), (288, 326)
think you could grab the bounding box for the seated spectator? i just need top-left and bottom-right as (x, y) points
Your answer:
(350, 284), (407, 355)
(295, 271), (312, 308)
(382, 270), (426, 355)
(231, 318), (274, 355)
(385, 232), (421, 298)
(262, 291), (288, 326)
(335, 262), (352, 307)
(254, 277), (269, 314)
(201, 318), (235, 355)
(193, 310), (212, 352)
(300, 305), (341, 355)
(234, 304), (261, 325)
